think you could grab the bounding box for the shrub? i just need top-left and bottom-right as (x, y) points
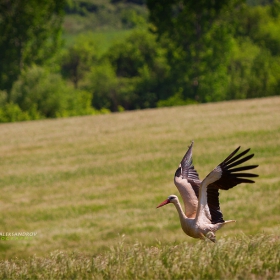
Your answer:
(10, 65), (96, 119)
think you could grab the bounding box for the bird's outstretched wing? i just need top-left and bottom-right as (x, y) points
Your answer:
(178, 141), (200, 189)
(174, 141), (200, 218)
(207, 188), (224, 224)
(196, 147), (258, 224)
(208, 146), (259, 190)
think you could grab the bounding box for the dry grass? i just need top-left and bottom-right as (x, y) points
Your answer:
(0, 96), (280, 262)
(1, 234), (280, 279)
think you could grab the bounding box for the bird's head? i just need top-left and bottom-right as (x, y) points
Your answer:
(156, 195), (178, 208)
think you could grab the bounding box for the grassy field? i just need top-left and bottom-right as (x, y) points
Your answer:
(62, 29), (133, 52)
(0, 97), (280, 278)
(1, 234), (279, 279)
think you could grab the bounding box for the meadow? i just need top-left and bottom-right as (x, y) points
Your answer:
(0, 96), (279, 278)
(62, 29), (133, 52)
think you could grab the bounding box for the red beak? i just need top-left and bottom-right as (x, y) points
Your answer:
(156, 199), (170, 208)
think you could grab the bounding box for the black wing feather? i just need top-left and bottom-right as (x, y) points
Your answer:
(175, 141), (200, 197)
(223, 148), (250, 165)
(180, 141), (200, 181)
(207, 189), (224, 223)
(226, 154), (254, 170)
(207, 146), (258, 224)
(209, 147), (259, 190)
(228, 165), (258, 172)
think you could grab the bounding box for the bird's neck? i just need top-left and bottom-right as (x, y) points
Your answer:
(173, 201), (187, 223)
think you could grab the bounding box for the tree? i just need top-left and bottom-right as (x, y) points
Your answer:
(232, 2), (280, 56)
(84, 61), (119, 111)
(61, 33), (99, 89)
(146, 0), (245, 102)
(10, 65), (94, 118)
(103, 29), (170, 110)
(0, 0), (66, 92)
(226, 1), (280, 99)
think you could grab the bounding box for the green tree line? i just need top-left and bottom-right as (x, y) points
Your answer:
(0, 0), (280, 122)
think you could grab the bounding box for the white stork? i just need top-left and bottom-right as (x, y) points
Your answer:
(157, 141), (258, 242)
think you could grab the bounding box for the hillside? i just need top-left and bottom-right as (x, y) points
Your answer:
(2, 0), (280, 122)
(0, 97), (279, 263)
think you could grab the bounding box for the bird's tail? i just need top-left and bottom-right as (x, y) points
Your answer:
(213, 220), (236, 232)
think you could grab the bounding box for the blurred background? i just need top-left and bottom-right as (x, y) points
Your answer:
(1, 1), (280, 267)
(0, 0), (280, 121)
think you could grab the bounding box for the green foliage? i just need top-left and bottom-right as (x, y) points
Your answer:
(9, 65), (96, 119)
(120, 8), (148, 28)
(227, 38), (261, 100)
(146, 0), (280, 104)
(248, 49), (280, 97)
(0, 90), (8, 106)
(61, 33), (99, 88)
(65, 89), (99, 116)
(63, 0), (148, 33)
(157, 89), (198, 107)
(102, 29), (170, 110)
(0, 103), (38, 123)
(235, 2), (280, 55)
(63, 29), (132, 53)
(107, 30), (160, 78)
(1, 0), (280, 122)
(155, 1), (246, 101)
(75, 2), (280, 112)
(0, 0), (66, 91)
(84, 60), (118, 110)
(234, 2), (280, 98)
(10, 66), (68, 118)
(0, 89), (41, 123)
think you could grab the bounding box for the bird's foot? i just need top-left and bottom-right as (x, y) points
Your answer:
(205, 231), (216, 243)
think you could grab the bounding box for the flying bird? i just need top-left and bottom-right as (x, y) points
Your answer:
(157, 141), (258, 242)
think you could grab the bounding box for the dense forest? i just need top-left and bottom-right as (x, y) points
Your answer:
(0, 0), (279, 122)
